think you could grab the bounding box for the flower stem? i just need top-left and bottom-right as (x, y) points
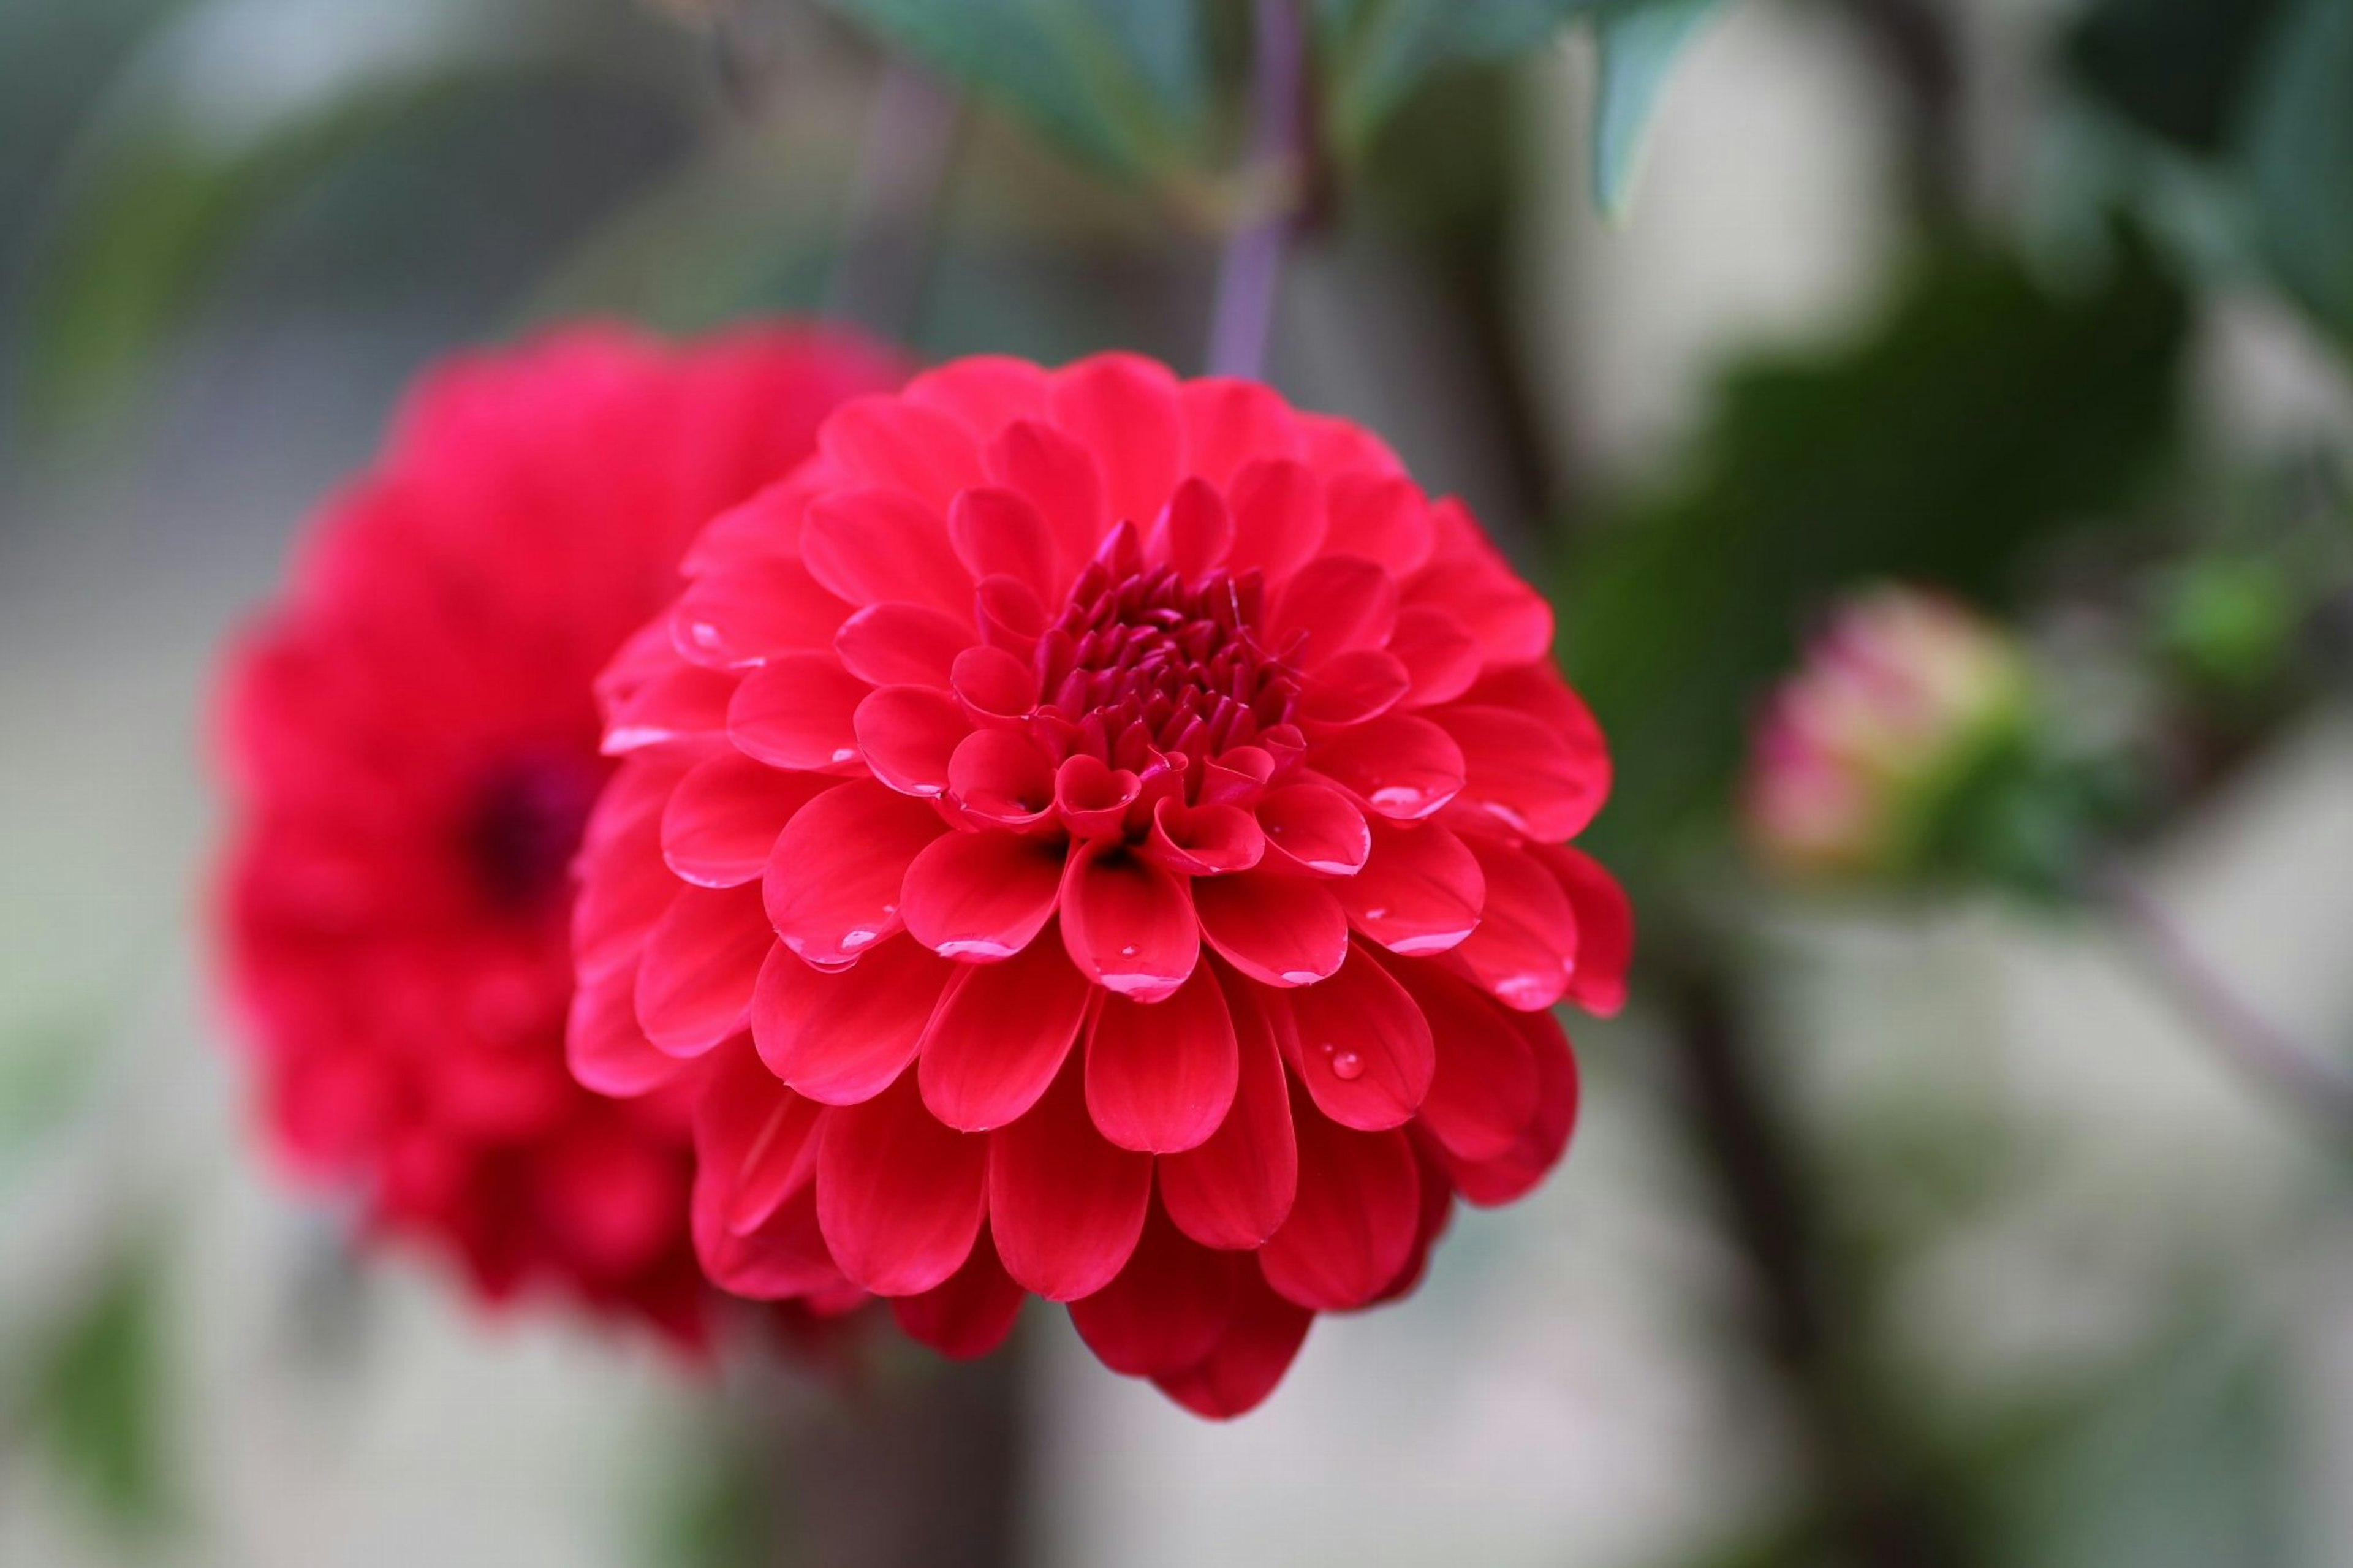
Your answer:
(2097, 863), (2353, 1138)
(1206, 0), (1309, 381)
(827, 61), (963, 341)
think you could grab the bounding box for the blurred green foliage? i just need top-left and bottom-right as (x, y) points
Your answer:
(1555, 235), (2189, 888)
(12, 1246), (178, 1539)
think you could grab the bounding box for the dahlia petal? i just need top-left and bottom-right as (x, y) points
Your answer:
(1070, 1203), (1239, 1376)
(1453, 836), (1579, 1012)
(1179, 376), (1303, 488)
(752, 936), (950, 1104)
(1392, 960), (1539, 1163)
(670, 557), (851, 670)
(975, 574), (1049, 655)
(1432, 1006), (1579, 1206)
(817, 395), (985, 512)
(948, 486), (1062, 602)
(1273, 555), (1399, 664)
(1371, 1142), (1457, 1306)
(1438, 703), (1610, 841)
(950, 645), (1040, 724)
(727, 653), (870, 773)
(1387, 606), (1485, 709)
(605, 664), (735, 754)
(1225, 459), (1326, 585)
(1296, 648), (1412, 727)
(1143, 797), (1264, 876)
(575, 761), (691, 981)
(1257, 1099), (1419, 1311)
(1531, 842), (1634, 1015)
(1256, 782), (1371, 876)
(1325, 472), (1434, 578)
(900, 830), (1066, 961)
(1050, 354), (1184, 534)
(763, 780), (944, 966)
(1192, 871), (1349, 988)
(801, 487), (974, 615)
(1337, 816), (1485, 956)
(1085, 965), (1239, 1153)
(700, 1181), (851, 1301)
(693, 1039), (824, 1238)
(1407, 502), (1553, 667)
(904, 354), (1051, 436)
(1268, 942), (1435, 1130)
(662, 753), (832, 888)
(1309, 714), (1466, 821)
(854, 685), (969, 797)
(834, 602), (971, 687)
(566, 961), (684, 1096)
(946, 729), (1057, 825)
(916, 931), (1093, 1129)
(680, 474), (818, 576)
(815, 1069), (987, 1295)
(1053, 754), (1141, 838)
(1153, 1263), (1314, 1419)
(891, 1222), (1028, 1358)
(987, 1051), (1151, 1300)
(1298, 409), (1406, 477)
(1059, 842), (1200, 1001)
(635, 884), (772, 1056)
(1158, 969), (1298, 1249)
(1147, 476), (1233, 578)
(984, 419), (1107, 564)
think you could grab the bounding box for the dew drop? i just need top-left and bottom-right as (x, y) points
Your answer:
(1317, 1040), (1335, 1056)
(1119, 944), (1138, 957)
(1330, 1050), (1364, 1080)
(1363, 906), (1389, 920)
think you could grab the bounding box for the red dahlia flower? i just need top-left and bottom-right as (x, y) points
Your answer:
(572, 352), (1631, 1411)
(216, 323), (903, 1344)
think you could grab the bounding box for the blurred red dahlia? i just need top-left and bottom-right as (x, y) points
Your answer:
(216, 323), (903, 1345)
(572, 352), (1631, 1412)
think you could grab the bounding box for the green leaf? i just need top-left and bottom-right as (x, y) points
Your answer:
(15, 1247), (176, 1537)
(2240, 0), (2353, 345)
(815, 0), (1210, 176)
(1319, 0), (1604, 148)
(1591, 0), (1726, 218)
(1553, 235), (2189, 884)
(2064, 0), (2289, 157)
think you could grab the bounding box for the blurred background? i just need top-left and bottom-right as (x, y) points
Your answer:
(2, 0), (2351, 1564)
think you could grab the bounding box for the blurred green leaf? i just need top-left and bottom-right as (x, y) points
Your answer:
(1555, 236), (2189, 882)
(815, 0), (1212, 176)
(1591, 0), (1725, 218)
(15, 1247), (176, 1538)
(2241, 0), (2353, 346)
(2065, 0), (2287, 157)
(1318, 0), (1603, 148)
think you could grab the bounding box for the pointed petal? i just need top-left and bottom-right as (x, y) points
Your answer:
(1050, 354), (1184, 532)
(1146, 476), (1233, 577)
(752, 936), (950, 1104)
(1406, 498), (1553, 666)
(1159, 969), (1298, 1249)
(1070, 1202), (1238, 1376)
(891, 1223), (1027, 1358)
(635, 884), (771, 1056)
(917, 934), (1093, 1131)
(901, 829), (1066, 960)
(1152, 1263), (1314, 1420)
(1085, 965), (1239, 1153)
(1453, 836), (1579, 1011)
(662, 753), (832, 888)
(1267, 942), (1434, 1130)
(762, 780), (944, 967)
(1192, 871), (1348, 988)
(1390, 958), (1538, 1163)
(726, 653), (870, 773)
(1532, 842), (1633, 1016)
(1336, 816), (1485, 956)
(1257, 1100), (1419, 1311)
(816, 1069), (987, 1296)
(1309, 714), (1466, 821)
(987, 1052), (1151, 1300)
(1059, 839), (1200, 1002)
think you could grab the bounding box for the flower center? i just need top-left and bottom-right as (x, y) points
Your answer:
(1035, 558), (1300, 775)
(461, 752), (604, 912)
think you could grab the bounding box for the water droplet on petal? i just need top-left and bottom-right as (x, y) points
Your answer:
(1118, 944), (1138, 957)
(1330, 1050), (1363, 1080)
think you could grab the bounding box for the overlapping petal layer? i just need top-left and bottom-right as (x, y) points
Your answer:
(569, 352), (1628, 1406)
(216, 324), (903, 1344)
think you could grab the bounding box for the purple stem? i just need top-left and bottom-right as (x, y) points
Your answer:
(827, 61), (963, 339)
(1207, 0), (1308, 380)
(2099, 864), (2353, 1137)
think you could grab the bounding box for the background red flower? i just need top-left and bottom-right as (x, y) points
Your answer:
(214, 322), (904, 1344)
(571, 351), (1630, 1411)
